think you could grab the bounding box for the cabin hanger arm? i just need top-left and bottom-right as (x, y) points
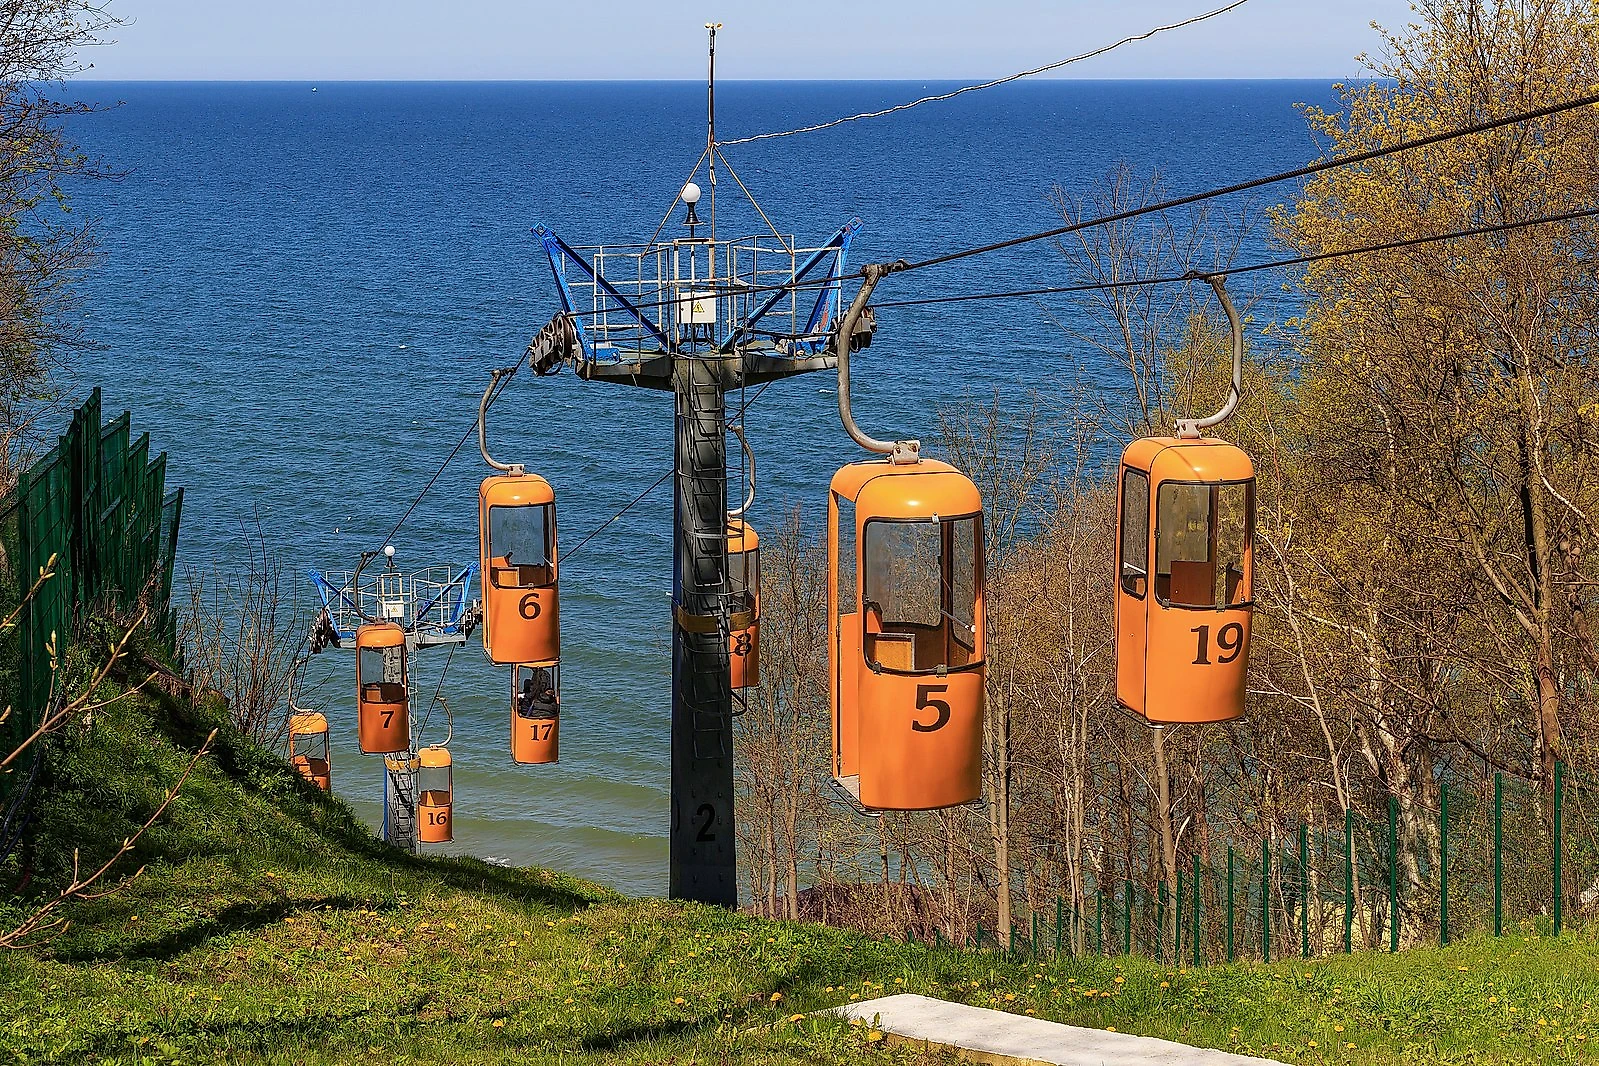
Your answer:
(1175, 272), (1243, 439)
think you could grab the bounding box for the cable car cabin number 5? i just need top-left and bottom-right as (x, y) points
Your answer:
(829, 458), (985, 811)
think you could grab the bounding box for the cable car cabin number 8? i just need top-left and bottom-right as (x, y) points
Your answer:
(1114, 437), (1255, 725)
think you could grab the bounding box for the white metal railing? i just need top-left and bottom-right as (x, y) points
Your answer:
(314, 564), (474, 643)
(564, 234), (844, 359)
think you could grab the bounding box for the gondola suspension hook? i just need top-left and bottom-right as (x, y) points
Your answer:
(835, 261), (915, 463)
(478, 367), (523, 475)
(727, 423), (755, 518)
(1174, 272), (1243, 440)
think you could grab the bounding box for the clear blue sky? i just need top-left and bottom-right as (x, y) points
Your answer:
(76, 1), (1420, 81)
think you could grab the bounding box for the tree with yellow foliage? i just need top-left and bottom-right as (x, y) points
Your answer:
(1282, 0), (1599, 798)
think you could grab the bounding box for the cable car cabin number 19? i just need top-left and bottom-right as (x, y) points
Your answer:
(1114, 436), (1255, 725)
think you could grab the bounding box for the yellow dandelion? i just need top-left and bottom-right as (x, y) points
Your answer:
(867, 1030), (884, 1043)
(1114, 976), (1125, 984)
(564, 997), (574, 1005)
(1004, 993), (1016, 1002)
(491, 1019), (505, 1029)
(674, 997), (686, 1005)
(894, 977), (905, 985)
(1160, 981), (1170, 989)
(1334, 1024), (1345, 1033)
(1309, 1041), (1318, 1048)
(1106, 1026), (1117, 1033)
(770, 992), (784, 1003)
(1346, 1043), (1356, 1050)
(788, 1014), (805, 1024)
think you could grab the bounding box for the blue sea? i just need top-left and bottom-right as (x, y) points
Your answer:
(65, 80), (1335, 895)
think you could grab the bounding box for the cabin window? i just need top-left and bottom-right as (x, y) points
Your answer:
(489, 504), (555, 588)
(862, 514), (982, 673)
(1155, 480), (1254, 608)
(1120, 467), (1150, 598)
(728, 544), (759, 612)
(357, 644), (405, 701)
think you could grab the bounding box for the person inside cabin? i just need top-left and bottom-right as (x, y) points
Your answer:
(516, 668), (558, 717)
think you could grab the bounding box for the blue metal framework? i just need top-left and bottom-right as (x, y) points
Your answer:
(534, 219), (860, 371)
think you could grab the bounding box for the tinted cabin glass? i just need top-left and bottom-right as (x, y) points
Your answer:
(358, 645), (405, 700)
(1155, 481), (1254, 608)
(949, 515), (979, 659)
(863, 516), (981, 672)
(728, 546), (758, 611)
(1120, 468), (1150, 597)
(292, 732), (327, 759)
(1214, 480), (1254, 607)
(489, 504), (553, 588)
(418, 764), (450, 796)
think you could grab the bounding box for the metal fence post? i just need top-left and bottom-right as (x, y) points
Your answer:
(1555, 761), (1565, 937)
(1123, 879), (1132, 958)
(1344, 808), (1354, 954)
(1158, 882), (1168, 964)
(1227, 845), (1235, 963)
(1300, 822), (1310, 960)
(1262, 836), (1271, 963)
(1388, 795), (1399, 953)
(1494, 772), (1503, 937)
(1193, 853), (1202, 968)
(1174, 872), (1183, 964)
(1440, 782), (1449, 947)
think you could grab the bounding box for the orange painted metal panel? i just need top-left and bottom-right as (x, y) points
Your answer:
(479, 475), (561, 666)
(828, 458), (986, 810)
(511, 663), (560, 764)
(1115, 437), (1255, 725)
(355, 622), (410, 754)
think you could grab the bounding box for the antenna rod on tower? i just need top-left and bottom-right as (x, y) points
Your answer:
(705, 21), (720, 241)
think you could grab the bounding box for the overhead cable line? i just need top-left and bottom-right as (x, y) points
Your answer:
(717, 0), (1252, 146)
(869, 204), (1599, 309)
(556, 378), (778, 567)
(558, 84), (1599, 323)
(374, 352), (527, 552)
(894, 88), (1599, 275)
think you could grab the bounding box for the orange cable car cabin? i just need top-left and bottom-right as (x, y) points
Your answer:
(828, 458), (985, 811)
(417, 745), (453, 843)
(287, 712), (331, 791)
(355, 622), (410, 754)
(1115, 436), (1255, 724)
(510, 662), (560, 764)
(727, 518), (760, 689)
(479, 472), (561, 667)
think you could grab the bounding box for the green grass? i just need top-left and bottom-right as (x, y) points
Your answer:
(2, 670), (1598, 1063)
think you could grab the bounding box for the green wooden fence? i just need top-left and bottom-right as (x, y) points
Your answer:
(0, 388), (182, 775)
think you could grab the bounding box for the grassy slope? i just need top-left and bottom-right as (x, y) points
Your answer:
(2, 680), (1598, 1064)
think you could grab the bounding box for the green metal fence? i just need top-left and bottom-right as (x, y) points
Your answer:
(0, 388), (182, 774)
(941, 765), (1593, 969)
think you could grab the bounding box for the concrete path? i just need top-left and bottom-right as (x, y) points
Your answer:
(831, 993), (1286, 1066)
